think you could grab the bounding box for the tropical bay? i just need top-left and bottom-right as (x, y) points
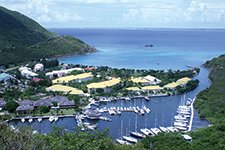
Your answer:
(1, 2), (225, 149)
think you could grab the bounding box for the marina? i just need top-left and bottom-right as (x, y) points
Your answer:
(10, 67), (211, 142)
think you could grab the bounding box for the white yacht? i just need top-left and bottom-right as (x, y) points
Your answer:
(167, 126), (179, 132)
(140, 128), (155, 136)
(175, 126), (187, 131)
(150, 127), (161, 135)
(145, 96), (150, 101)
(28, 118), (33, 123)
(140, 109), (145, 115)
(130, 131), (146, 139)
(159, 126), (169, 132)
(123, 136), (138, 143)
(146, 108), (151, 113)
(125, 97), (131, 100)
(54, 116), (59, 122)
(174, 114), (186, 120)
(38, 117), (42, 122)
(116, 139), (131, 145)
(174, 121), (187, 127)
(109, 109), (116, 115)
(21, 118), (25, 123)
(49, 116), (54, 122)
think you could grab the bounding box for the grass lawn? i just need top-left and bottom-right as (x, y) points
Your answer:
(43, 108), (77, 116)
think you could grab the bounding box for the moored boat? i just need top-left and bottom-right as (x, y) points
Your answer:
(140, 128), (155, 136)
(159, 126), (169, 132)
(130, 131), (146, 138)
(123, 136), (138, 143)
(21, 118), (25, 123)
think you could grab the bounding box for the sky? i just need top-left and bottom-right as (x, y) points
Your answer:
(1, 0), (225, 28)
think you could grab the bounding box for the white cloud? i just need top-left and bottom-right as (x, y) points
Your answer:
(217, 10), (225, 23)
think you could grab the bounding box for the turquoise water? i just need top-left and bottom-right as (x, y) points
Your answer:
(12, 28), (225, 140)
(51, 28), (225, 70)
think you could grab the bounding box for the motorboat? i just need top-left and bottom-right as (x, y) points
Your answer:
(159, 126), (169, 132)
(123, 136), (137, 143)
(146, 108), (151, 113)
(49, 116), (54, 122)
(145, 96), (150, 101)
(140, 109), (145, 115)
(28, 118), (33, 123)
(38, 117), (42, 122)
(140, 128), (155, 136)
(21, 118), (25, 123)
(54, 116), (59, 122)
(125, 97), (131, 100)
(109, 109), (116, 115)
(174, 114), (186, 120)
(130, 131), (146, 139)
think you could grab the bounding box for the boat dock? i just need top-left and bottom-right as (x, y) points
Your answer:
(187, 96), (196, 132)
(9, 115), (76, 121)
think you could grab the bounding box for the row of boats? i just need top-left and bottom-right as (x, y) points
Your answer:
(117, 125), (179, 144)
(20, 116), (59, 123)
(97, 106), (151, 115)
(173, 104), (192, 131)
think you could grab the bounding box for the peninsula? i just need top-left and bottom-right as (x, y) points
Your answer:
(0, 6), (98, 66)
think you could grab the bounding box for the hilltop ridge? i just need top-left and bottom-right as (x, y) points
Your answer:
(0, 6), (98, 65)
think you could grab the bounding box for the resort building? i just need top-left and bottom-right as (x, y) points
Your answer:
(126, 87), (142, 94)
(87, 78), (122, 93)
(46, 84), (84, 96)
(176, 77), (191, 87)
(19, 67), (38, 79)
(33, 99), (52, 109)
(164, 82), (180, 90)
(0, 73), (10, 82)
(131, 77), (151, 86)
(14, 99), (34, 114)
(52, 73), (94, 84)
(142, 85), (163, 93)
(46, 68), (84, 78)
(49, 95), (75, 109)
(144, 75), (161, 85)
(33, 63), (44, 72)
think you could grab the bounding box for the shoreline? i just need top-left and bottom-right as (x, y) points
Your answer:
(48, 48), (100, 60)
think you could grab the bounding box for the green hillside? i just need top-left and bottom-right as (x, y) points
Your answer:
(194, 54), (225, 124)
(0, 6), (98, 65)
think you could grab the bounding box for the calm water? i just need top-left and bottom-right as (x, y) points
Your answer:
(12, 28), (225, 140)
(52, 28), (225, 70)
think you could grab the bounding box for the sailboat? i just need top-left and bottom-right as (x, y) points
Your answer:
(123, 119), (138, 143)
(140, 118), (154, 136)
(116, 120), (131, 145)
(159, 109), (169, 132)
(150, 111), (161, 135)
(130, 114), (146, 138)
(167, 112), (179, 132)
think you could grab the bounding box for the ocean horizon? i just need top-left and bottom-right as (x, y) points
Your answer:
(48, 28), (225, 71)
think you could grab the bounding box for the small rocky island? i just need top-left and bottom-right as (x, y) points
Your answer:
(144, 44), (153, 47)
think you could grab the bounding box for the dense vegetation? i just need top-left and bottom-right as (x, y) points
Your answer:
(194, 54), (225, 124)
(0, 6), (98, 65)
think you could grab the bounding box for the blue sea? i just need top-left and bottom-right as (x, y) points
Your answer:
(12, 28), (225, 141)
(50, 28), (225, 70)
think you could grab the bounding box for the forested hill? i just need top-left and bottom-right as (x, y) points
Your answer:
(194, 54), (225, 124)
(0, 6), (98, 65)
